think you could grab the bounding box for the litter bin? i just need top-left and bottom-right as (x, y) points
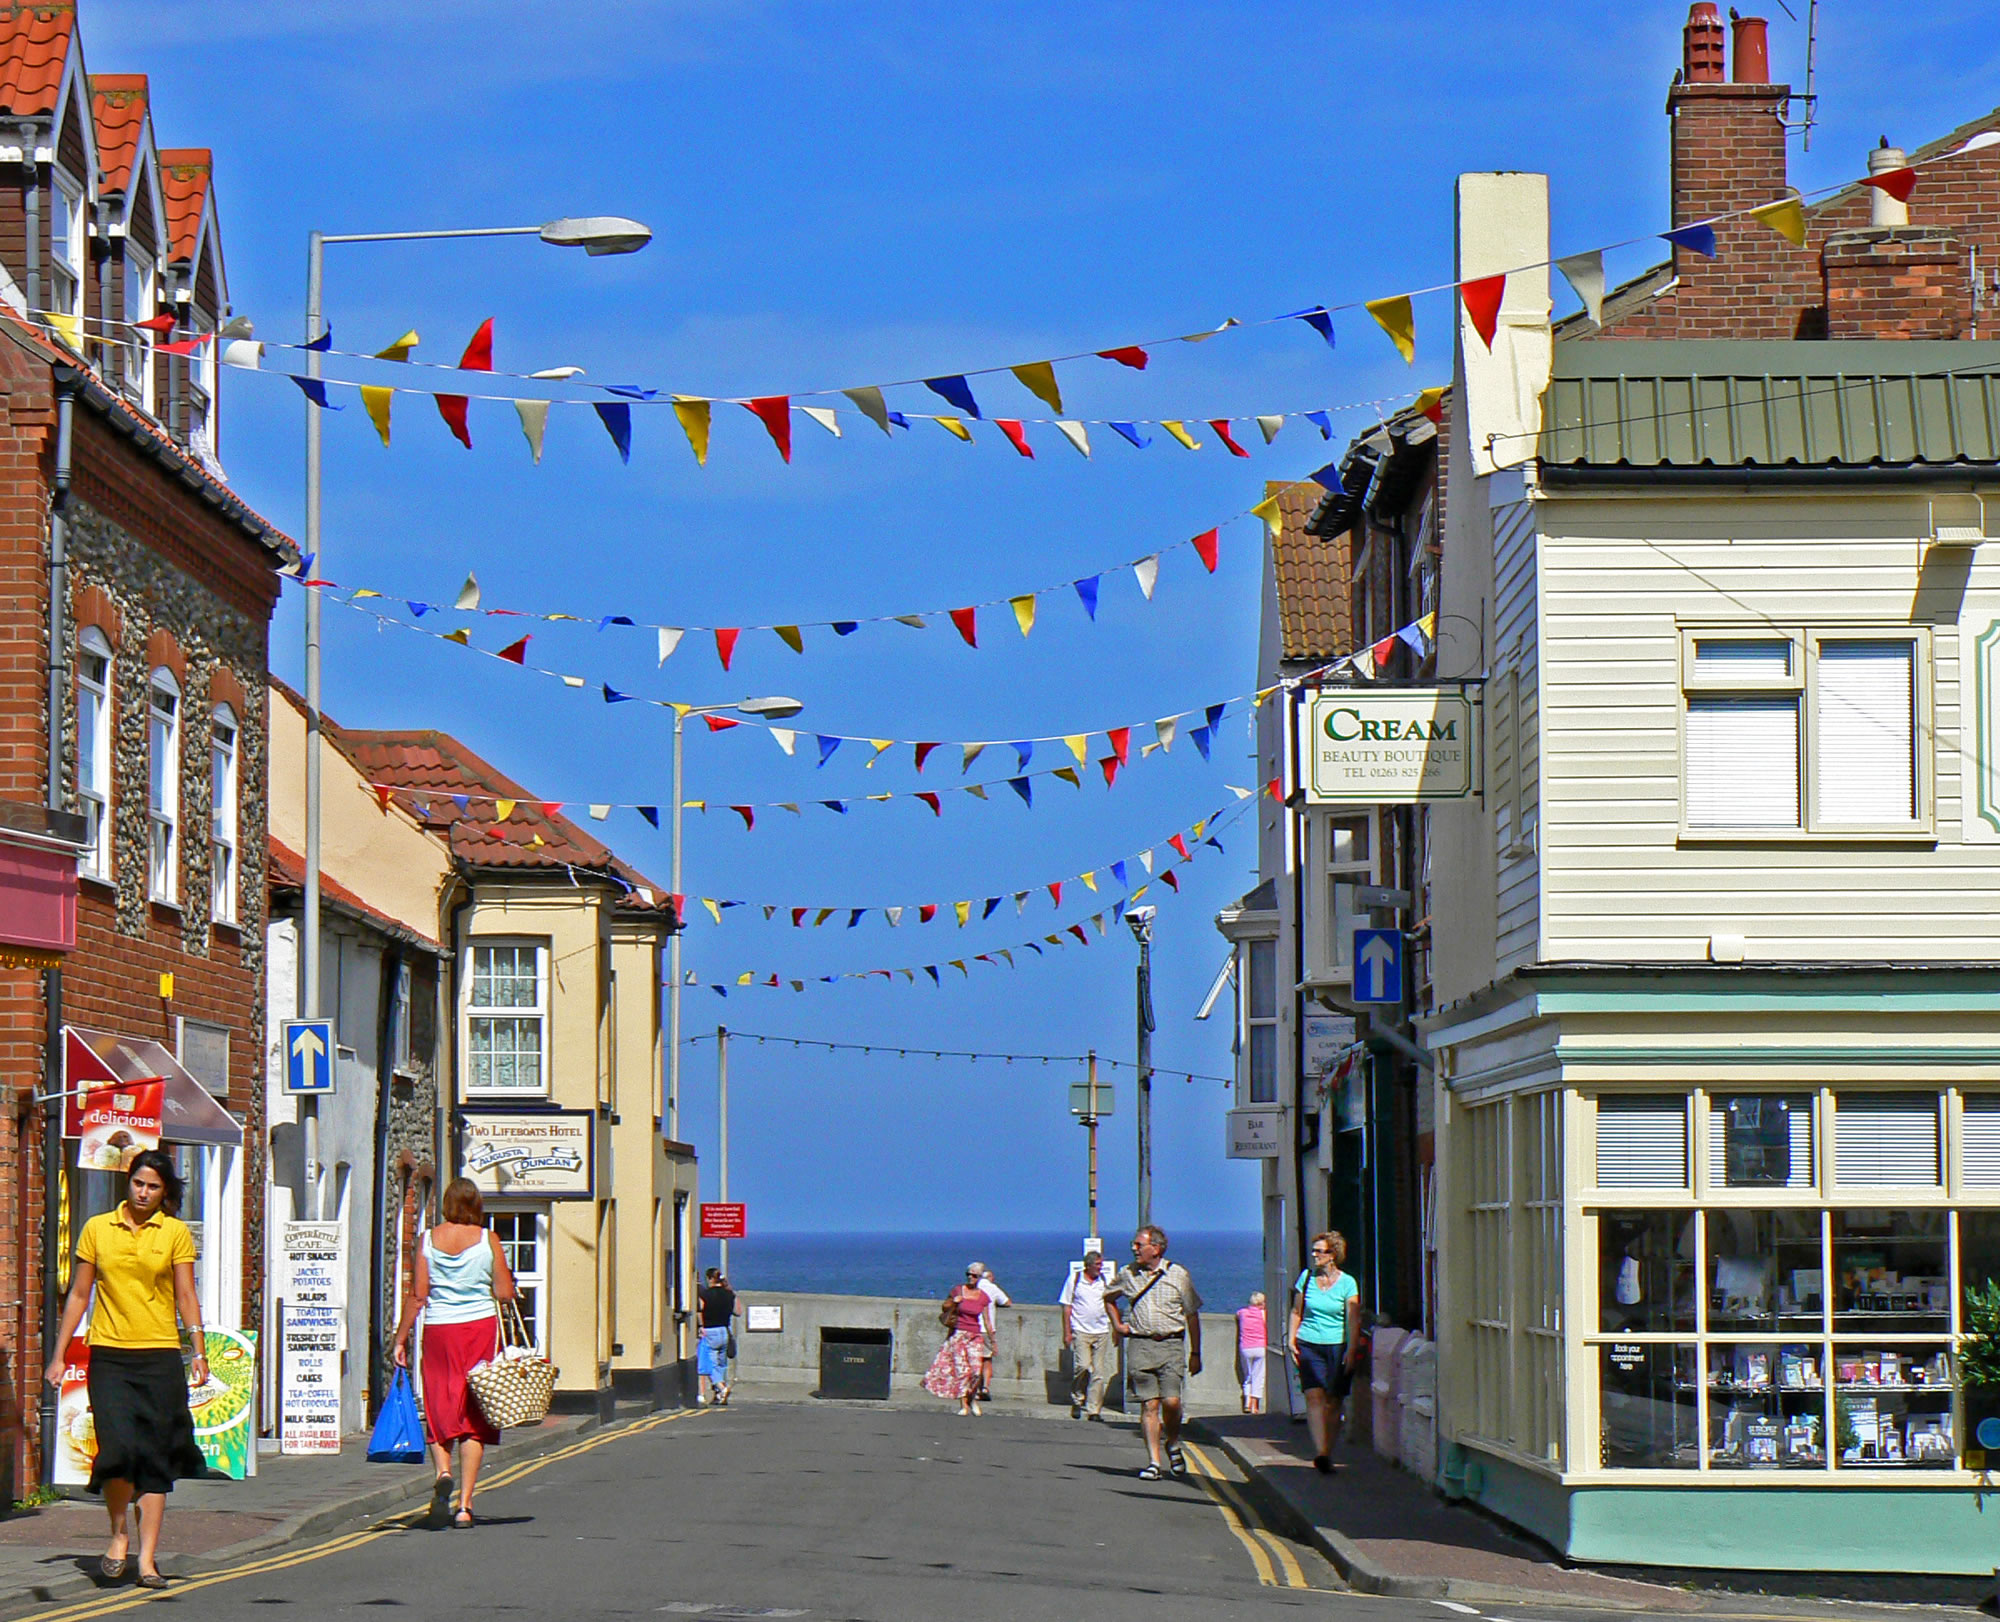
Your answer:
(819, 1327), (893, 1399)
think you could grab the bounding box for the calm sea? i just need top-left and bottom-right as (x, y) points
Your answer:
(699, 1230), (1263, 1310)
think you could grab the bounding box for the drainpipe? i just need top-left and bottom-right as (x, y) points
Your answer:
(443, 882), (474, 1200)
(21, 121), (38, 315)
(366, 943), (402, 1422)
(37, 380), (74, 1482)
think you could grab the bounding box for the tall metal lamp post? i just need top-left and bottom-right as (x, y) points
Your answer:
(666, 697), (803, 1143)
(1128, 905), (1157, 1229)
(299, 216), (649, 1221)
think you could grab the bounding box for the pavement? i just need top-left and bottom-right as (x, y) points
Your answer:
(1194, 1411), (1996, 1617)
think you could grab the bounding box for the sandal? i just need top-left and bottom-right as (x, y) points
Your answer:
(1167, 1444), (1187, 1475)
(1137, 1462), (1165, 1480)
(98, 1555), (128, 1580)
(453, 1511), (475, 1529)
(426, 1473), (455, 1529)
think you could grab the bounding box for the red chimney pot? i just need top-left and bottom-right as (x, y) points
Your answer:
(1731, 15), (1770, 84)
(1684, 3), (1726, 83)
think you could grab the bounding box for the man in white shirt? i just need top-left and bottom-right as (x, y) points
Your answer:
(1059, 1245), (1117, 1420)
(973, 1265), (1010, 1401)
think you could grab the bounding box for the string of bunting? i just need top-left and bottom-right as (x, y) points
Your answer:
(679, 1029), (1234, 1088)
(688, 801), (1251, 996)
(74, 128), (1990, 467)
(685, 803), (1236, 927)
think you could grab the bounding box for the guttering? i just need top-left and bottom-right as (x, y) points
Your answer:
(1538, 462), (2000, 490)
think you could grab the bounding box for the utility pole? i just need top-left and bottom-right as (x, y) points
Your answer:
(1085, 1051), (1100, 1244)
(717, 1025), (730, 1278)
(1128, 907), (1156, 1229)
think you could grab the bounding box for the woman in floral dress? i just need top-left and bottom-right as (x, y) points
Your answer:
(923, 1263), (995, 1415)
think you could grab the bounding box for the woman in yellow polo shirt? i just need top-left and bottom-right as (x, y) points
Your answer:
(43, 1150), (208, 1590)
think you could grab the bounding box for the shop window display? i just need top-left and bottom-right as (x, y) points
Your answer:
(1833, 1346), (1954, 1467)
(1600, 1342), (1700, 1469)
(1598, 1210), (1696, 1333)
(1706, 1343), (1826, 1468)
(1832, 1210), (1949, 1333)
(1706, 1209), (1823, 1331)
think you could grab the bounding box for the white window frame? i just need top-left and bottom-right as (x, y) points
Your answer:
(210, 703), (238, 924)
(1678, 626), (1932, 837)
(1242, 935), (1279, 1106)
(123, 244), (156, 401)
(1303, 810), (1378, 985)
(75, 627), (112, 879)
(147, 667), (180, 903)
(488, 1207), (548, 1350)
(463, 939), (548, 1097)
(50, 170), (85, 319)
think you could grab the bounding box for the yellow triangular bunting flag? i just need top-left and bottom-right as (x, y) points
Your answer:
(934, 416), (974, 442)
(1009, 360), (1063, 413)
(672, 396), (711, 465)
(1010, 595), (1036, 636)
(1750, 195), (1807, 248)
(1053, 767), (1081, 788)
(1413, 385), (1447, 418)
(954, 900), (972, 927)
(495, 799), (516, 820)
(702, 898), (722, 924)
(1063, 735), (1088, 765)
(1160, 419), (1202, 450)
(1250, 494), (1284, 538)
(1366, 295), (1417, 363)
(360, 386), (393, 446)
(774, 625), (804, 654)
(1081, 870), (1098, 891)
(375, 329), (419, 363)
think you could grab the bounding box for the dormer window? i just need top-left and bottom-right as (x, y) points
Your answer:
(50, 176), (85, 317)
(124, 244), (156, 399)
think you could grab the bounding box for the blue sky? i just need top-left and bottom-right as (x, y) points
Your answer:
(88, 1), (1999, 1232)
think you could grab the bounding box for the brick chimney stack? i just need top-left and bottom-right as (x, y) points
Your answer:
(1822, 142), (1970, 339)
(1665, 5), (1795, 328)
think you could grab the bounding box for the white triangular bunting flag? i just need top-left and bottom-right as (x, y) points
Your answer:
(454, 573), (481, 610)
(886, 906), (903, 926)
(770, 728), (798, 756)
(1055, 420), (1091, 458)
(1139, 850), (1155, 873)
(1256, 415), (1284, 444)
(588, 804), (610, 820)
(801, 406), (841, 437)
(657, 627), (684, 664)
(1555, 249), (1606, 327)
(514, 400), (550, 463)
(1134, 555), (1160, 600)
(1155, 717), (1177, 751)
(1141, 741), (1161, 757)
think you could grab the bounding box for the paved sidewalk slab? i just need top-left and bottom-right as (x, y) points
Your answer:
(0, 1411), (598, 1613)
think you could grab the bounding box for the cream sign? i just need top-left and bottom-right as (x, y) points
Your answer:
(1300, 689), (1480, 804)
(459, 1110), (594, 1199)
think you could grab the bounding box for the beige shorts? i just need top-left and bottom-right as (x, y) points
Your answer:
(1124, 1336), (1186, 1403)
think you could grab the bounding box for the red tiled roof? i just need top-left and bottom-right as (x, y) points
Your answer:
(157, 147), (209, 263)
(89, 71), (145, 193)
(0, 2), (76, 119)
(332, 725), (672, 916)
(1269, 479), (1351, 663)
(267, 836), (441, 951)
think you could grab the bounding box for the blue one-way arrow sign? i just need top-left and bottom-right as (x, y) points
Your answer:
(283, 1019), (335, 1095)
(1352, 929), (1403, 1006)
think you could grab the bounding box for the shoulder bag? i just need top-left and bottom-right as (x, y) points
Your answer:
(466, 1300), (557, 1429)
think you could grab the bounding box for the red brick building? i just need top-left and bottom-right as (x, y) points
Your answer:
(0, 2), (292, 1493)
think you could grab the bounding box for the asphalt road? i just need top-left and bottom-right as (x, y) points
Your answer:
(11, 1403), (1876, 1622)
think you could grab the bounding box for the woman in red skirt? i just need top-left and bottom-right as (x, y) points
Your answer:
(392, 1179), (517, 1528)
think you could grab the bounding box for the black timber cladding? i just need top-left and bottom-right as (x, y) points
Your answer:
(1538, 340), (2000, 470)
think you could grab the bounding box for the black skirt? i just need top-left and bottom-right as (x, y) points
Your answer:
(86, 1348), (208, 1496)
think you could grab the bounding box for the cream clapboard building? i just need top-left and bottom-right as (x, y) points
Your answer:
(1422, 169), (2000, 1571)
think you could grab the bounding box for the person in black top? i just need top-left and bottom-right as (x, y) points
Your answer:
(697, 1269), (739, 1406)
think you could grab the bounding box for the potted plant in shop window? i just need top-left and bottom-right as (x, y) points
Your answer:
(1957, 1279), (2000, 1466)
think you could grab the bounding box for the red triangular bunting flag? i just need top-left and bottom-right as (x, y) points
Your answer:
(919, 903), (938, 923)
(1161, 868), (1180, 892)
(1097, 346), (1149, 370)
(158, 336), (208, 355)
(1190, 529), (1220, 573)
(1207, 421), (1249, 458)
(459, 318), (495, 373)
(715, 627), (740, 670)
(731, 805), (754, 830)
(948, 607), (977, 647)
(538, 802), (562, 817)
(744, 397), (792, 462)
(1373, 634), (1398, 665)
(914, 742), (939, 772)
(373, 785), (394, 812)
(792, 908), (807, 926)
(1108, 726), (1131, 765)
(1069, 924), (1089, 943)
(1861, 167), (1918, 203)
(703, 714), (740, 732)
(1267, 778), (1283, 801)
(133, 313), (177, 334)
(1460, 274), (1506, 349)
(1099, 755), (1120, 787)
(995, 419), (1034, 458)
(917, 791), (942, 816)
(1168, 833), (1191, 861)
(436, 393), (472, 448)
(1049, 882), (1063, 906)
(496, 636), (530, 664)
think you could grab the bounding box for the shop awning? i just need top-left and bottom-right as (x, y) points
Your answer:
(64, 1027), (241, 1147)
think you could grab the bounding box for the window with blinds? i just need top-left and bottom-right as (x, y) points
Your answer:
(1963, 1097), (2000, 1188)
(1814, 641), (1916, 826)
(1594, 1096), (1688, 1189)
(1686, 698), (1801, 828)
(1707, 1095), (1814, 1188)
(1833, 1093), (1941, 1186)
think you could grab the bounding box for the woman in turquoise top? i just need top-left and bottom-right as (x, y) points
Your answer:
(1288, 1230), (1362, 1474)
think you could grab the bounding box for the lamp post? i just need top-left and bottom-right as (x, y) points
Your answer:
(300, 216), (649, 1220)
(666, 697), (802, 1144)
(1128, 905), (1157, 1230)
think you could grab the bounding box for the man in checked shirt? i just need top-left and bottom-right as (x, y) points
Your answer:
(1106, 1225), (1202, 1480)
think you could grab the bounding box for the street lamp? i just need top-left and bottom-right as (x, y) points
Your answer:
(1127, 905), (1157, 1229)
(666, 697), (802, 1145)
(299, 214), (649, 1219)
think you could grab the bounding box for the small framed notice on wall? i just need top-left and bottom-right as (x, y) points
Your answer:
(747, 1304), (783, 1333)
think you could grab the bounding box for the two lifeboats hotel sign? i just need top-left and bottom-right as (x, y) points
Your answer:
(459, 1109), (595, 1199)
(1300, 689), (1480, 804)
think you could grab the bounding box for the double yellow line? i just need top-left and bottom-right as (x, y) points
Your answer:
(1180, 1441), (1312, 1590)
(25, 1409), (701, 1622)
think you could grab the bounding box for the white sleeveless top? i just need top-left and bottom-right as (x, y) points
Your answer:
(423, 1229), (497, 1325)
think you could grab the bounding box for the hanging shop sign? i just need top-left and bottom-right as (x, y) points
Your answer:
(1227, 1107), (1287, 1160)
(459, 1110), (595, 1199)
(1299, 689), (1479, 805)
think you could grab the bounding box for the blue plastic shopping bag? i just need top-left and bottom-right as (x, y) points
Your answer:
(367, 1367), (426, 1463)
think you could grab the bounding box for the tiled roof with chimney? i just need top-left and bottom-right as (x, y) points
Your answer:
(333, 724), (673, 917)
(88, 70), (143, 192)
(1268, 478), (1351, 663)
(157, 146), (209, 263)
(0, 2), (75, 118)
